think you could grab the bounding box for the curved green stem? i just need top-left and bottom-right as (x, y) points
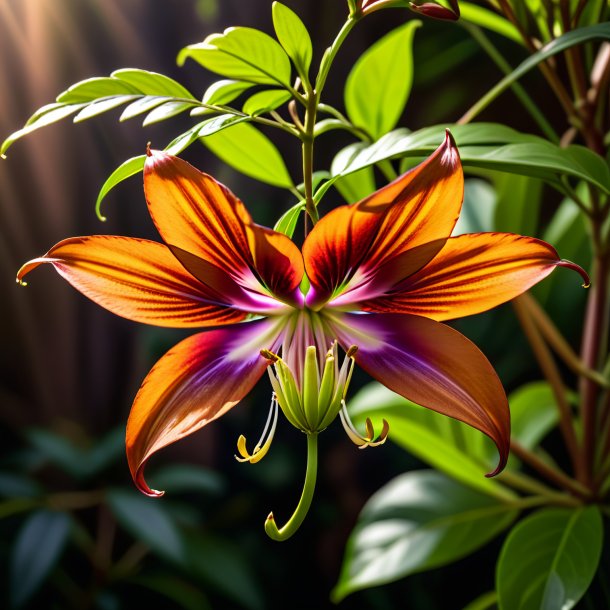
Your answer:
(316, 17), (358, 96)
(265, 433), (318, 541)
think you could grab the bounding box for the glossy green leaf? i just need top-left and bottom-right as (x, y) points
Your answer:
(345, 21), (421, 140)
(333, 471), (518, 601)
(452, 178), (496, 235)
(95, 155), (146, 220)
(142, 101), (196, 126)
(186, 534), (265, 610)
(463, 591), (499, 610)
(508, 382), (558, 450)
(112, 68), (195, 98)
(493, 174), (542, 236)
(178, 27), (292, 87)
(148, 464), (225, 496)
(195, 113), (251, 137)
(242, 89), (291, 116)
(348, 383), (515, 500)
(333, 167), (376, 203)
(10, 510), (71, 608)
(459, 3), (521, 43)
(202, 79), (254, 105)
(202, 121), (293, 188)
(107, 488), (186, 565)
(120, 96), (168, 121)
(73, 95), (140, 122)
(496, 506), (603, 610)
(272, 2), (313, 80)
(274, 201), (305, 238)
(56, 76), (140, 103)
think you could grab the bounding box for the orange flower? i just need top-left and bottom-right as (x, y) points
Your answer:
(18, 133), (587, 499)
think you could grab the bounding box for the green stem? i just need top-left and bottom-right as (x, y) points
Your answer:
(265, 433), (318, 541)
(302, 92), (319, 227)
(462, 23), (559, 142)
(316, 17), (358, 96)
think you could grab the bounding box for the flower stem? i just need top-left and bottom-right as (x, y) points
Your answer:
(265, 433), (318, 541)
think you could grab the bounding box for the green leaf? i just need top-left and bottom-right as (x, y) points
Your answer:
(201, 121), (293, 188)
(148, 464), (225, 496)
(272, 2), (313, 80)
(73, 95), (140, 122)
(508, 382), (558, 450)
(202, 79), (254, 105)
(459, 3), (521, 43)
(452, 178), (496, 235)
(10, 510), (71, 608)
(119, 96), (168, 121)
(106, 488), (186, 565)
(496, 506), (603, 610)
(345, 21), (421, 140)
(185, 534), (265, 610)
(56, 76), (140, 103)
(142, 101), (196, 126)
(333, 471), (518, 601)
(348, 383), (515, 501)
(195, 113), (251, 137)
(242, 89), (291, 116)
(274, 201), (305, 238)
(112, 68), (195, 99)
(95, 155), (146, 220)
(178, 27), (292, 87)
(463, 23), (610, 122)
(333, 167), (376, 203)
(493, 174), (542, 236)
(26, 429), (84, 478)
(463, 591), (499, 610)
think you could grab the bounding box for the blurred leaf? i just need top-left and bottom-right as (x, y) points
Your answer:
(73, 95), (139, 122)
(107, 489), (186, 565)
(26, 429), (84, 478)
(493, 174), (542, 235)
(333, 167), (376, 203)
(463, 591), (499, 610)
(242, 89), (291, 116)
(345, 21), (421, 140)
(186, 534), (264, 610)
(95, 156), (146, 220)
(112, 68), (195, 98)
(348, 383), (515, 501)
(496, 506), (603, 610)
(10, 510), (71, 608)
(56, 77), (140, 103)
(142, 101), (197, 126)
(0, 473), (42, 499)
(202, 121), (293, 188)
(459, 3), (521, 43)
(333, 471), (518, 601)
(202, 79), (254, 105)
(272, 2), (313, 80)
(452, 178), (496, 235)
(178, 27), (292, 87)
(508, 382), (558, 450)
(132, 574), (212, 610)
(274, 201), (305, 238)
(148, 464), (225, 496)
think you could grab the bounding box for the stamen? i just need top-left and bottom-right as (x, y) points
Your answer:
(235, 393), (279, 463)
(339, 400), (389, 449)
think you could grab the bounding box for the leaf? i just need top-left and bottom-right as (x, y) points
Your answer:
(496, 506), (603, 610)
(508, 382), (558, 450)
(0, 473), (42, 499)
(272, 2), (313, 80)
(56, 76), (140, 103)
(452, 178), (496, 235)
(274, 201), (305, 238)
(348, 383), (515, 501)
(201, 121), (293, 188)
(185, 534), (265, 610)
(178, 27), (292, 87)
(148, 464), (226, 496)
(119, 96), (169, 121)
(195, 113), (251, 137)
(242, 89), (291, 116)
(463, 23), (610, 122)
(345, 21), (421, 140)
(73, 95), (140, 122)
(332, 471), (518, 601)
(112, 68), (195, 99)
(95, 155), (146, 220)
(463, 591), (499, 610)
(202, 79), (254, 105)
(333, 167), (376, 203)
(26, 429), (84, 478)
(132, 574), (212, 610)
(10, 510), (71, 608)
(459, 2), (521, 43)
(106, 488), (186, 565)
(142, 101), (196, 126)
(493, 174), (542, 236)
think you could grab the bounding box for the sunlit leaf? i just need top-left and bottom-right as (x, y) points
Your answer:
(95, 155), (146, 220)
(73, 95), (140, 122)
(120, 96), (169, 121)
(112, 68), (196, 98)
(272, 1), (313, 80)
(178, 27), (292, 87)
(202, 79), (254, 105)
(508, 382), (558, 450)
(493, 174), (542, 236)
(496, 507), (603, 610)
(345, 21), (421, 140)
(56, 76), (140, 103)
(459, 2), (521, 43)
(10, 510), (71, 608)
(242, 89), (291, 116)
(274, 201), (305, 238)
(142, 101), (197, 126)
(202, 121), (293, 188)
(333, 167), (376, 203)
(333, 471), (518, 601)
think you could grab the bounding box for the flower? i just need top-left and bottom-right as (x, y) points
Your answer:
(18, 133), (586, 509)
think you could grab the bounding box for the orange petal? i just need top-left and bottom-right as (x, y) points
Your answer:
(144, 151), (303, 304)
(127, 318), (285, 496)
(363, 233), (589, 321)
(330, 312), (510, 475)
(303, 131), (463, 307)
(17, 236), (245, 327)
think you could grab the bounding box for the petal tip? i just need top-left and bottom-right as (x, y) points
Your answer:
(557, 259), (590, 288)
(134, 465), (165, 497)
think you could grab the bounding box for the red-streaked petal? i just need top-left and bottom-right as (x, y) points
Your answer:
(17, 236), (245, 328)
(126, 317), (285, 496)
(363, 233), (590, 321)
(303, 131), (463, 308)
(144, 151), (304, 305)
(329, 312), (510, 475)
(409, 2), (460, 21)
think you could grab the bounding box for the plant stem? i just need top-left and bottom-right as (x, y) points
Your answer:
(316, 17), (358, 96)
(512, 296), (583, 479)
(302, 91), (319, 228)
